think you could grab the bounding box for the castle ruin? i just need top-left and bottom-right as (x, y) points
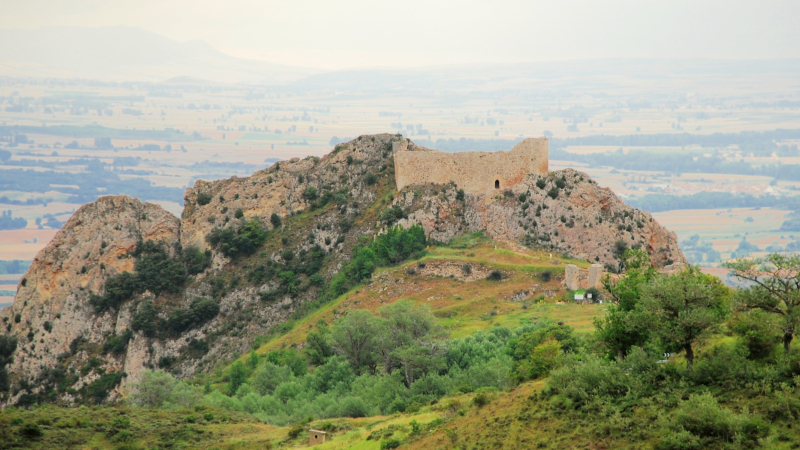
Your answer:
(394, 137), (549, 196)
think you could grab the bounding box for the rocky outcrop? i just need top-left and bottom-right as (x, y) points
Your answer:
(398, 168), (685, 269)
(0, 196), (180, 401)
(180, 136), (393, 261)
(0, 134), (686, 405)
(0, 135), (400, 404)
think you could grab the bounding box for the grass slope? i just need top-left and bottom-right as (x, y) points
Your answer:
(241, 240), (601, 361)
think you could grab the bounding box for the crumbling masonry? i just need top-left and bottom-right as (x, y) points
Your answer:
(394, 137), (549, 196)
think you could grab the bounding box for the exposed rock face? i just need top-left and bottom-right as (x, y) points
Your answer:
(0, 196), (180, 400)
(0, 134), (686, 405)
(180, 137), (391, 261)
(1, 136), (399, 404)
(398, 168), (685, 269)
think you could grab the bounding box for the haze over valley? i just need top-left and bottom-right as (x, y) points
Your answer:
(2, 3), (800, 449)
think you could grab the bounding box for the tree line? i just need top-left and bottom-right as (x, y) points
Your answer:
(132, 249), (799, 448)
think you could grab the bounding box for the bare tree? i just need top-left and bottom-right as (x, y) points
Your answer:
(724, 254), (800, 353)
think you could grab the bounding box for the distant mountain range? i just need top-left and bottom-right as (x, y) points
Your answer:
(0, 26), (798, 89)
(0, 26), (320, 84)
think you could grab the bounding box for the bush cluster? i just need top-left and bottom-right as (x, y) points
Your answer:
(206, 219), (267, 258)
(328, 225), (425, 299)
(164, 297), (220, 334)
(136, 311), (526, 426)
(90, 241), (212, 314)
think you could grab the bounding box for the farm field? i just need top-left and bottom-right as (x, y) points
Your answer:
(2, 63), (800, 293)
(0, 229), (57, 261)
(653, 207), (794, 259)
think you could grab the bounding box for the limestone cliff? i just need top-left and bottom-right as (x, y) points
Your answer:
(397, 168), (684, 269)
(0, 134), (685, 405)
(0, 196), (179, 402)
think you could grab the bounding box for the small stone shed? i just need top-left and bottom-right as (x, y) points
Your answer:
(309, 429), (327, 446)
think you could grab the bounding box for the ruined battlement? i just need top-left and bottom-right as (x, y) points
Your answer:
(394, 137), (549, 196)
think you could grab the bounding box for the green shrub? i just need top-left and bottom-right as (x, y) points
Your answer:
(19, 423), (42, 439)
(613, 239), (628, 257)
(206, 219), (267, 258)
(0, 335), (17, 391)
(544, 355), (628, 408)
(689, 344), (762, 388)
(379, 205), (406, 225)
(536, 179), (546, 189)
(729, 310), (780, 359)
(103, 329), (133, 354)
(516, 338), (562, 380)
(196, 192), (212, 205)
(90, 241), (197, 314)
(666, 393), (769, 447)
(165, 307), (193, 333)
(164, 297), (219, 334)
(90, 271), (138, 313)
(111, 430), (132, 443)
(270, 213), (282, 228)
(287, 422), (304, 439)
(131, 300), (157, 337)
(339, 396), (370, 418)
(585, 287), (601, 301)
(327, 225), (425, 300)
(380, 439), (402, 449)
(371, 224), (426, 265)
(190, 297), (220, 324)
(486, 270), (503, 281)
(182, 246), (211, 275)
(84, 372), (124, 403)
(657, 430), (700, 450)
(302, 185), (318, 202)
(134, 243), (187, 294)
(473, 392), (489, 408)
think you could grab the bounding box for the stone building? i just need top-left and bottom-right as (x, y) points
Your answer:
(394, 137), (549, 196)
(565, 263), (604, 294)
(309, 429), (327, 446)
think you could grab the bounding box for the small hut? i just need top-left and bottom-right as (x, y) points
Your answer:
(309, 429), (327, 446)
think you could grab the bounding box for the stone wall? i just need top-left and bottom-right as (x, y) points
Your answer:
(394, 137), (549, 196)
(564, 263), (604, 292)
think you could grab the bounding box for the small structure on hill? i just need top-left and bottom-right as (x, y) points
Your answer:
(565, 263), (604, 293)
(393, 137), (549, 196)
(309, 429), (327, 446)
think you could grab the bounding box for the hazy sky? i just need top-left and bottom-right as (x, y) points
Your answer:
(2, 0), (799, 70)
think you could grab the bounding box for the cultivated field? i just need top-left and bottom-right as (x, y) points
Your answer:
(1, 66), (800, 296)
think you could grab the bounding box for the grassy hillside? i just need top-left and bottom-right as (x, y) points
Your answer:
(241, 236), (598, 359)
(4, 237), (800, 449)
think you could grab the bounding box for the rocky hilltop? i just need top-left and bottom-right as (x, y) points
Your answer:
(0, 134), (684, 405)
